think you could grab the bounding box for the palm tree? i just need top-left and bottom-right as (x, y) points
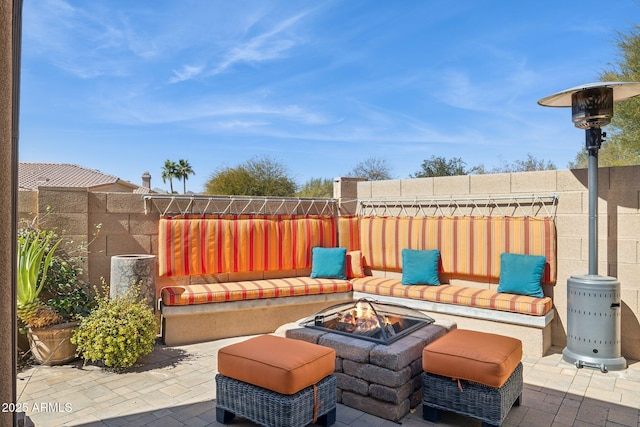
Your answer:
(176, 159), (195, 194)
(161, 160), (178, 193)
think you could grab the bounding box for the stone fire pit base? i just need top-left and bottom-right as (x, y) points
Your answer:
(278, 319), (455, 422)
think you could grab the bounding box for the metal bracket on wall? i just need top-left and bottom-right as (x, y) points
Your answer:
(355, 194), (559, 218)
(142, 194), (338, 217)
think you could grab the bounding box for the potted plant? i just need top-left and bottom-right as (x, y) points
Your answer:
(72, 284), (158, 372)
(17, 221), (97, 366)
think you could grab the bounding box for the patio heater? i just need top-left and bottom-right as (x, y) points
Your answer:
(538, 82), (640, 372)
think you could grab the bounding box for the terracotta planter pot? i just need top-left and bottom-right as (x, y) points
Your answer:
(27, 321), (79, 366)
(17, 325), (30, 353)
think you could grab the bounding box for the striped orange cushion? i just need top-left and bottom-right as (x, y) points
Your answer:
(346, 250), (365, 278)
(159, 215), (337, 277)
(358, 216), (556, 283)
(338, 216), (360, 252)
(351, 277), (552, 316)
(161, 277), (353, 306)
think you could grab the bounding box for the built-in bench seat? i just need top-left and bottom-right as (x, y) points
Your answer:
(157, 214), (355, 345)
(350, 276), (554, 355)
(160, 277), (353, 345)
(157, 213), (557, 355)
(338, 215), (557, 356)
(351, 277), (552, 316)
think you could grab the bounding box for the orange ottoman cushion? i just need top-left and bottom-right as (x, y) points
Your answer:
(422, 329), (522, 388)
(218, 334), (336, 395)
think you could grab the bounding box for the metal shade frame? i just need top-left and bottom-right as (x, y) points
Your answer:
(538, 82), (640, 107)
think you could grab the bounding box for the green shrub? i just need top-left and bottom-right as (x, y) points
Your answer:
(16, 226), (63, 327)
(42, 256), (96, 320)
(17, 216), (99, 328)
(71, 284), (157, 371)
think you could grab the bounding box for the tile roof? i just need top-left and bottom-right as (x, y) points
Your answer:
(18, 162), (150, 193)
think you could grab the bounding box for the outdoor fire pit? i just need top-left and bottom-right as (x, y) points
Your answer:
(299, 298), (434, 345)
(287, 299), (448, 422)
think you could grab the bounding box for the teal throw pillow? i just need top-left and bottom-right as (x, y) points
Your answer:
(401, 249), (441, 285)
(310, 247), (347, 279)
(498, 253), (546, 298)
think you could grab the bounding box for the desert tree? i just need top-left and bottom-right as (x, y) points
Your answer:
(347, 157), (392, 181)
(411, 156), (468, 177)
(205, 156), (297, 196)
(296, 178), (333, 198)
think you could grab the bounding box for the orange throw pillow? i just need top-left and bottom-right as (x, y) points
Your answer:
(346, 250), (365, 278)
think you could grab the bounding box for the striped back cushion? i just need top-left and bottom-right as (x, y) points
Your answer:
(159, 215), (337, 277)
(337, 215), (361, 251)
(358, 216), (556, 283)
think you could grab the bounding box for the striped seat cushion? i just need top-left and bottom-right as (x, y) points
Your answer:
(351, 277), (552, 316)
(161, 277), (352, 306)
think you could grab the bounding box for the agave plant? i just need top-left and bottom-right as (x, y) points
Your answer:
(17, 229), (63, 328)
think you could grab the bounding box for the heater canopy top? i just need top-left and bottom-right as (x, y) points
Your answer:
(538, 82), (640, 107)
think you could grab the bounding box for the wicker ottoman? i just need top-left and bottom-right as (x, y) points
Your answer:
(421, 329), (523, 427)
(216, 334), (337, 427)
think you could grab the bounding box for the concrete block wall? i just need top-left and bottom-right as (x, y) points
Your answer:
(18, 188), (160, 293)
(87, 192), (160, 286)
(17, 165), (640, 360)
(334, 177), (366, 214)
(352, 166), (640, 360)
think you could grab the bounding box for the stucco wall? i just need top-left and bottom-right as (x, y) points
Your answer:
(18, 166), (640, 360)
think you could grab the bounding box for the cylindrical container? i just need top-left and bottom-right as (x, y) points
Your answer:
(27, 321), (79, 365)
(110, 254), (156, 311)
(562, 274), (626, 372)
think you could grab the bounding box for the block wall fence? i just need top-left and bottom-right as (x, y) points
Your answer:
(18, 165), (640, 359)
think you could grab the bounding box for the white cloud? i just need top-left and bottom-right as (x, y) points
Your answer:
(216, 120), (270, 129)
(24, 0), (142, 78)
(169, 65), (205, 83)
(96, 91), (335, 129)
(209, 11), (310, 76)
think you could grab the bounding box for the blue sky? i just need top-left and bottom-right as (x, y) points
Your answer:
(19, 0), (640, 193)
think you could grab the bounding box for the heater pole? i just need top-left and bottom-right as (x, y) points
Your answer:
(586, 127), (602, 276)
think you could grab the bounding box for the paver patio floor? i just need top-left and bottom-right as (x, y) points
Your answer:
(16, 336), (640, 427)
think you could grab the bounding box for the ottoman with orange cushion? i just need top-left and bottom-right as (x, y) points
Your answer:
(421, 329), (523, 427)
(216, 334), (337, 427)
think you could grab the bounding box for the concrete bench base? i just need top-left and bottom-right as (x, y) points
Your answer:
(160, 292), (353, 346)
(160, 288), (552, 356)
(354, 291), (554, 357)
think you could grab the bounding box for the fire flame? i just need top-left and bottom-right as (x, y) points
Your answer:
(337, 301), (398, 333)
